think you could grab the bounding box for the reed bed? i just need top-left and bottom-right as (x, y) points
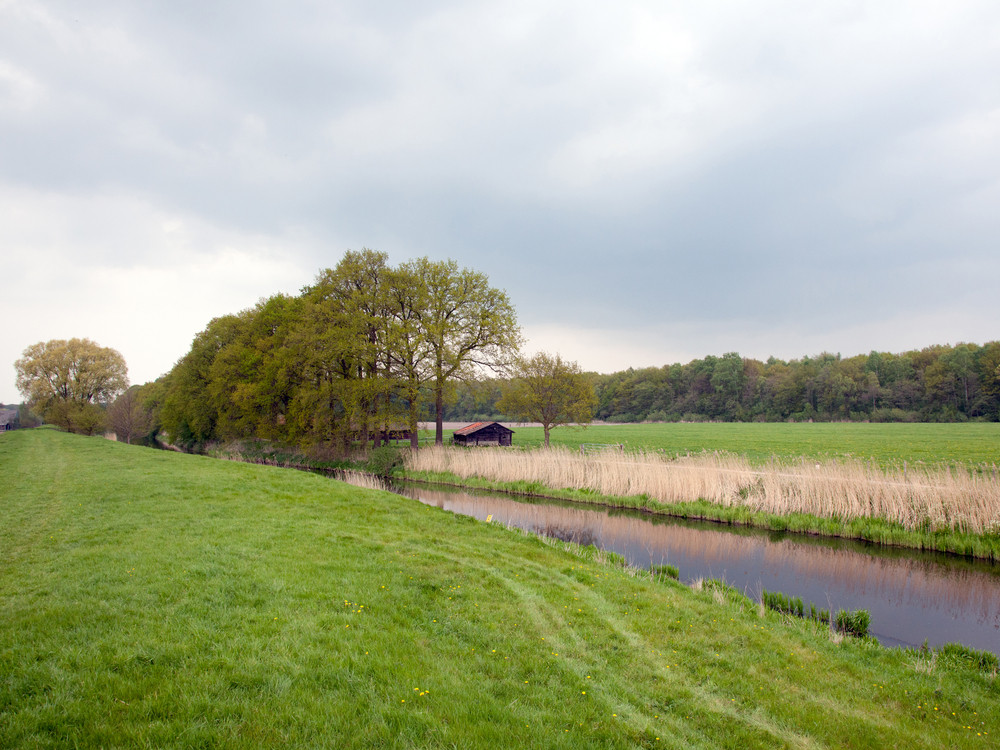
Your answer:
(406, 446), (1000, 534)
(335, 468), (395, 492)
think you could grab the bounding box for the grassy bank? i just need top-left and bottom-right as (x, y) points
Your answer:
(1, 429), (996, 748)
(405, 447), (1000, 561)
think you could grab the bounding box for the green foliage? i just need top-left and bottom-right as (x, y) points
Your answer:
(154, 251), (519, 455)
(449, 342), (1000, 424)
(835, 608), (871, 638)
(497, 352), (596, 447)
(366, 445), (405, 476)
(410, 257), (521, 445)
(939, 643), (999, 673)
(762, 589), (803, 618)
(159, 314), (245, 450)
(651, 563), (679, 580)
(441, 378), (505, 422)
(16, 403), (42, 428)
(13, 338), (128, 434)
(762, 589), (839, 628)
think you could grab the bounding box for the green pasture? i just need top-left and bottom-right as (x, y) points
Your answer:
(492, 422), (1000, 467)
(1, 429), (997, 748)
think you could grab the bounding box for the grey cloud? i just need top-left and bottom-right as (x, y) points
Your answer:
(2, 1), (999, 401)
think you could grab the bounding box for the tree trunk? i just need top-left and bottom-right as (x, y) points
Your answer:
(435, 380), (444, 446)
(408, 399), (420, 451)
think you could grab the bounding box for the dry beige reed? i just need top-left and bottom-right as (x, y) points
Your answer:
(336, 469), (393, 492)
(406, 446), (1000, 534)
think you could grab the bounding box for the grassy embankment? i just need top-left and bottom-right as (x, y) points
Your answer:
(2, 428), (996, 748)
(404, 423), (1000, 560)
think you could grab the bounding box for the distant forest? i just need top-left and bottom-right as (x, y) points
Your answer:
(446, 343), (1000, 423)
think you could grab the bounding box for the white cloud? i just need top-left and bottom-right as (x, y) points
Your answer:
(0, 60), (45, 112)
(0, 186), (313, 401)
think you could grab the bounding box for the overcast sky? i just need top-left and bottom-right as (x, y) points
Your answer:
(3, 1), (999, 403)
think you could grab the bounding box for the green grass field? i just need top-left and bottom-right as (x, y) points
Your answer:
(494, 422), (1000, 467)
(2, 429), (997, 748)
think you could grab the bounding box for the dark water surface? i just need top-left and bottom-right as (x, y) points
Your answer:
(386, 480), (1000, 653)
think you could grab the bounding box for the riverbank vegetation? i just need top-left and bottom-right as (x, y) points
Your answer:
(206, 421), (1000, 558)
(2, 429), (996, 748)
(404, 445), (1000, 560)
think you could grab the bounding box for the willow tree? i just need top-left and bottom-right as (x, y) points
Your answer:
(497, 352), (596, 447)
(413, 258), (521, 445)
(14, 338), (129, 434)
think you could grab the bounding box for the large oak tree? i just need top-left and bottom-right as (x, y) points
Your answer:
(414, 258), (521, 445)
(497, 352), (596, 447)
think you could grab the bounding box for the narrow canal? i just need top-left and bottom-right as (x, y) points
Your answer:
(382, 479), (1000, 654)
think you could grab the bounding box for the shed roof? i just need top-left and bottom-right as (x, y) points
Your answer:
(453, 421), (514, 436)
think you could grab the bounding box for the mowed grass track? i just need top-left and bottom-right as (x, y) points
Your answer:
(1, 430), (996, 748)
(508, 422), (1000, 466)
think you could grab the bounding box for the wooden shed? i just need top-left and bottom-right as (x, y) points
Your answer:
(452, 421), (514, 447)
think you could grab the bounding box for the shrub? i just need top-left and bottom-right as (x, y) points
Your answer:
(366, 446), (405, 477)
(607, 413), (639, 424)
(835, 608), (870, 638)
(939, 643), (999, 673)
(651, 564), (680, 580)
(870, 408), (919, 423)
(763, 589), (832, 626)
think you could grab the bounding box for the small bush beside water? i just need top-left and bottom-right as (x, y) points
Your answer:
(762, 589), (806, 618)
(651, 563), (680, 580)
(835, 608), (871, 638)
(761, 588), (874, 636)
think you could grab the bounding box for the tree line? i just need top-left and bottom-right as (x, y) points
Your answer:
(13, 251), (998, 446)
(12, 252), (599, 450)
(142, 250), (522, 451)
(445, 344), (1000, 423)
